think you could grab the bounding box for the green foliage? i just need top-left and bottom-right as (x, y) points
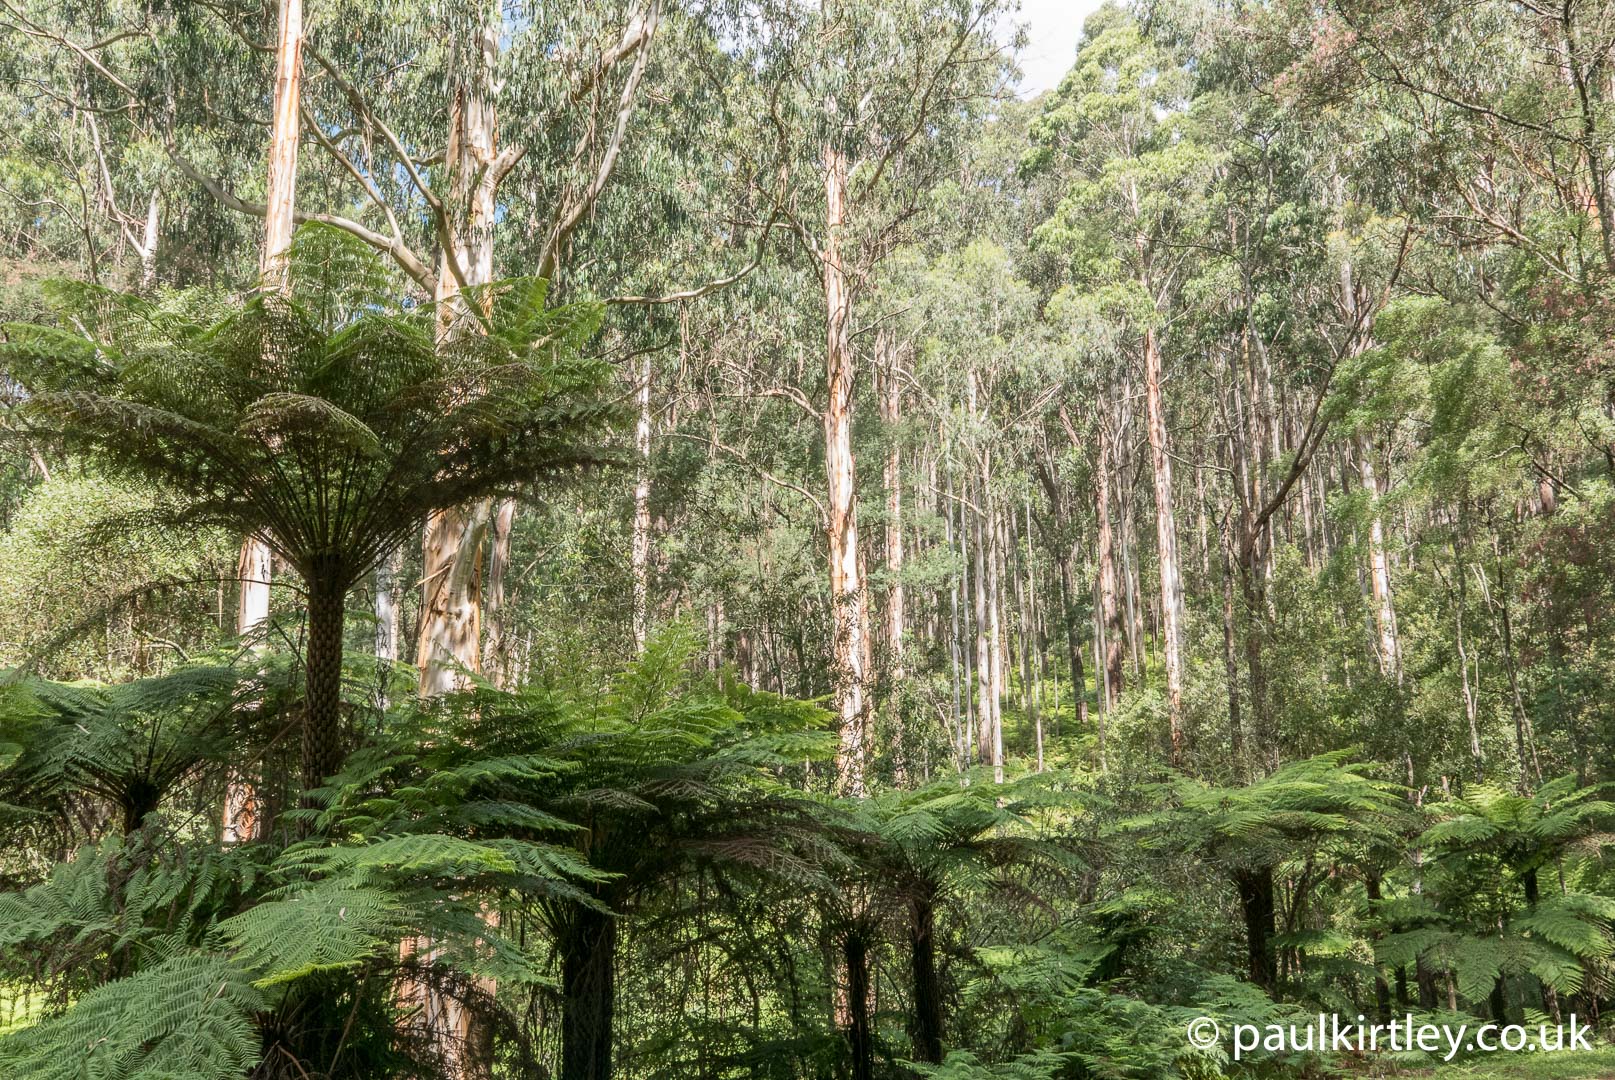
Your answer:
(0, 225), (617, 592)
(0, 664), (251, 833)
(0, 954), (265, 1080)
(0, 470), (232, 680)
(1126, 753), (1406, 871)
(213, 880), (409, 987)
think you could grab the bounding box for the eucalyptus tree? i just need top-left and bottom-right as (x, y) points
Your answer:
(753, 0), (1014, 795)
(222, 0), (306, 848)
(1027, 4), (1218, 758)
(0, 0), (189, 290)
(907, 241), (1047, 780)
(1304, 0), (1615, 285)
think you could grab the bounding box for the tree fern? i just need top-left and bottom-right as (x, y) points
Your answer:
(1, 223), (620, 791)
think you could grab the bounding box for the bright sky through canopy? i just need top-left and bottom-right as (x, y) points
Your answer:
(1011, 0), (1103, 97)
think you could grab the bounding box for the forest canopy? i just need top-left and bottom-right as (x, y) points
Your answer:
(3, 0), (1615, 1078)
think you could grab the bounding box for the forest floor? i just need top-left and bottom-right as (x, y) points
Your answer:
(1378, 1045), (1615, 1078)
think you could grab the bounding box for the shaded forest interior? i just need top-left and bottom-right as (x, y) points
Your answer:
(4, 0), (1615, 1078)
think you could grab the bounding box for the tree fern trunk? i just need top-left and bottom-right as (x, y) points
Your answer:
(561, 905), (617, 1080)
(1364, 870), (1391, 1022)
(909, 889), (943, 1064)
(301, 577), (346, 796)
(1233, 866), (1277, 992)
(843, 925), (873, 1080)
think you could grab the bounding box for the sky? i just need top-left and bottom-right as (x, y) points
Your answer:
(1010, 0), (1104, 98)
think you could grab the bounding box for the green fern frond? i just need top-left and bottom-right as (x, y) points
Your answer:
(0, 954), (263, 1080)
(214, 881), (407, 987)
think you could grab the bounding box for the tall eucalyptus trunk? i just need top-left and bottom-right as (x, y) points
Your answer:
(408, 17), (507, 1076)
(1094, 410), (1125, 703)
(879, 331), (905, 680)
(973, 493), (992, 767)
(822, 144), (870, 796)
(1358, 439), (1401, 682)
(1142, 325), (1187, 759)
(416, 20), (502, 696)
(631, 349), (653, 653)
(137, 190), (159, 293)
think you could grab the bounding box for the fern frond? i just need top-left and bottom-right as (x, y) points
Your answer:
(0, 954), (262, 1080)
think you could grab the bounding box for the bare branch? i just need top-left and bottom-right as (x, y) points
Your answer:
(167, 149), (435, 290)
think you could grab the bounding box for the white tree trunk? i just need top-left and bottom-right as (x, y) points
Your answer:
(138, 190), (159, 292)
(878, 333), (905, 675)
(822, 144), (869, 797)
(632, 350), (653, 653)
(1359, 441), (1401, 682)
(408, 22), (505, 1076)
(1142, 325), (1187, 758)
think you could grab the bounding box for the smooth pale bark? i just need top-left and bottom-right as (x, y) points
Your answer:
(1142, 326), (1187, 758)
(416, 21), (502, 697)
(234, 0), (303, 639)
(972, 496), (992, 767)
(1194, 462), (1210, 578)
(987, 502), (1005, 783)
(878, 336), (907, 782)
(821, 145), (870, 797)
(373, 547), (400, 672)
(259, 0), (301, 293)
(223, 0), (301, 845)
(878, 333), (905, 680)
(137, 191), (159, 292)
(1358, 441), (1401, 683)
(1092, 412), (1125, 703)
(958, 476), (975, 763)
(484, 498), (518, 690)
(946, 472), (968, 768)
(631, 350), (653, 652)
